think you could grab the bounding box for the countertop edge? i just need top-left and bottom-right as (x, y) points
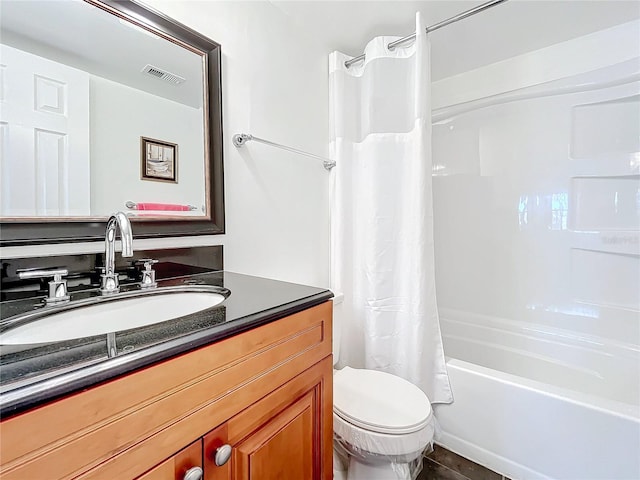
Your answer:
(0, 290), (333, 418)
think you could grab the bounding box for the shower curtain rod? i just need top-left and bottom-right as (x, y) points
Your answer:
(344, 0), (508, 68)
(232, 133), (336, 170)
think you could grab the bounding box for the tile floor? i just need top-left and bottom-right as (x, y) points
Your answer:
(417, 445), (511, 480)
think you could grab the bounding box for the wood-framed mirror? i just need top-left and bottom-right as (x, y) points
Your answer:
(0, 0), (224, 245)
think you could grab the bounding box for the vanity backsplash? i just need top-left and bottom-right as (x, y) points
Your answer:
(1, 245), (223, 301)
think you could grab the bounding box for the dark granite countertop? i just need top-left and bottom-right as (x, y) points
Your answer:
(0, 270), (332, 417)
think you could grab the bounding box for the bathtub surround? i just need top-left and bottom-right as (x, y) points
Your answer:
(431, 20), (640, 480)
(329, 13), (451, 404)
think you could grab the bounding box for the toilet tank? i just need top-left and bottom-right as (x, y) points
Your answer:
(331, 291), (344, 367)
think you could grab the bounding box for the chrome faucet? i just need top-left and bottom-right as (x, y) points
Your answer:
(100, 212), (133, 295)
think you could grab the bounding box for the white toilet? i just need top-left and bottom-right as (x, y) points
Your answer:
(332, 294), (434, 480)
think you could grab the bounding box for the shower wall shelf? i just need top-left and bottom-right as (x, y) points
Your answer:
(232, 133), (336, 170)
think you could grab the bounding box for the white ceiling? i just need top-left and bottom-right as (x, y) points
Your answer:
(2, 0), (638, 91)
(270, 0), (640, 80)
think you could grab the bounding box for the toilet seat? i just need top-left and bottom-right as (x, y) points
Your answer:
(333, 367), (432, 435)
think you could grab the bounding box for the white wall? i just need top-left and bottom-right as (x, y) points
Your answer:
(0, 1), (331, 288)
(90, 76), (205, 216)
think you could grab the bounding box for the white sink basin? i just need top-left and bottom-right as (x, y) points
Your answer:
(0, 286), (228, 345)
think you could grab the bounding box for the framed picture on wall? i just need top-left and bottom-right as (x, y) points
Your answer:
(141, 137), (178, 183)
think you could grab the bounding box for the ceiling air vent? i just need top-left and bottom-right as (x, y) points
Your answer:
(141, 64), (186, 85)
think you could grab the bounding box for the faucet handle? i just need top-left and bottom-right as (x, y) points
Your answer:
(134, 258), (158, 289)
(17, 267), (68, 280)
(134, 258), (159, 268)
(17, 268), (70, 304)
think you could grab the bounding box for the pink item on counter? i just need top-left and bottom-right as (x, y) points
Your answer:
(134, 203), (194, 211)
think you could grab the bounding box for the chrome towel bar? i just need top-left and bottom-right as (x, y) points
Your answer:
(232, 133), (336, 170)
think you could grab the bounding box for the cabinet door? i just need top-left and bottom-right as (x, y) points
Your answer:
(137, 440), (203, 480)
(233, 391), (316, 480)
(203, 358), (332, 480)
(203, 424), (231, 480)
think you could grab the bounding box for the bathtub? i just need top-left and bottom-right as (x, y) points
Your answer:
(434, 309), (640, 480)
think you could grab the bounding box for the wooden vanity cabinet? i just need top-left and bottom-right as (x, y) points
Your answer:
(0, 301), (333, 480)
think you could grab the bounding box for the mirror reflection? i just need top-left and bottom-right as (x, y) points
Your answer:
(0, 0), (209, 220)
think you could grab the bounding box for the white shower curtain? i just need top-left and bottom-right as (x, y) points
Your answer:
(330, 13), (452, 404)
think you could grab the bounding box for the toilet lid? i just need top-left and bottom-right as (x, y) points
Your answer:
(333, 367), (432, 435)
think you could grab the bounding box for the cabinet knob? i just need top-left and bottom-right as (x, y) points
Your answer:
(214, 444), (232, 466)
(183, 466), (203, 480)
